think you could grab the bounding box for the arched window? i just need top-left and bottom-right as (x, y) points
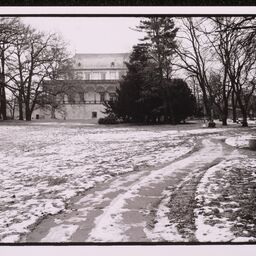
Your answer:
(63, 94), (69, 103)
(84, 86), (95, 103)
(106, 85), (116, 93)
(84, 91), (95, 103)
(99, 92), (105, 102)
(56, 94), (63, 103)
(74, 93), (80, 103)
(79, 92), (84, 103)
(108, 92), (116, 102)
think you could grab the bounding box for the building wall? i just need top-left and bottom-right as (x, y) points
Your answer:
(33, 53), (129, 120)
(32, 103), (106, 120)
(63, 104), (106, 119)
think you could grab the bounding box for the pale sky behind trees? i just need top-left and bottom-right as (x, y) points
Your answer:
(22, 17), (143, 55)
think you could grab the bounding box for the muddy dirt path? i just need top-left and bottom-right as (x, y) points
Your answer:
(21, 136), (237, 243)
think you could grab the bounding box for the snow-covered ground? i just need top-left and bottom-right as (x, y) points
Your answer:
(225, 128), (256, 149)
(1, 121), (255, 243)
(225, 135), (252, 148)
(194, 157), (256, 242)
(0, 123), (202, 242)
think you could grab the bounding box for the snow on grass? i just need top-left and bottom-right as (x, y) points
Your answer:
(225, 135), (252, 148)
(194, 160), (236, 242)
(194, 157), (256, 242)
(0, 124), (202, 242)
(232, 236), (256, 242)
(225, 128), (256, 148)
(183, 128), (229, 135)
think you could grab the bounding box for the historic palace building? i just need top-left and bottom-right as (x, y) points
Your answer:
(32, 53), (129, 120)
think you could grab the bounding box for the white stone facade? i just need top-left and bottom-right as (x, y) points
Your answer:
(32, 103), (106, 120)
(32, 53), (129, 120)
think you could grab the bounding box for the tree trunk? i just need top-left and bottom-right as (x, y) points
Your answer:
(25, 110), (32, 121)
(25, 103), (32, 121)
(200, 83), (211, 120)
(231, 90), (237, 123)
(237, 95), (248, 127)
(18, 90), (23, 120)
(222, 99), (229, 126)
(18, 103), (23, 120)
(0, 47), (7, 120)
(241, 113), (248, 127)
(11, 103), (15, 119)
(51, 107), (56, 119)
(0, 84), (7, 120)
(222, 113), (228, 126)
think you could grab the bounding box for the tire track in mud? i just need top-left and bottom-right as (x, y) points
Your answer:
(158, 158), (223, 242)
(146, 137), (242, 242)
(21, 137), (236, 243)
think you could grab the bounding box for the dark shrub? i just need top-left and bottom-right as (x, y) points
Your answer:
(208, 121), (216, 128)
(98, 114), (118, 125)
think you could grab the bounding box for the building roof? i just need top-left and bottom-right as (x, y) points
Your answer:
(73, 53), (130, 70)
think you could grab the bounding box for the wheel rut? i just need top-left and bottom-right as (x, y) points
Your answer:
(22, 136), (237, 243)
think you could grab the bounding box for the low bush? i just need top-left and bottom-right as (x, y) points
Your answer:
(208, 121), (216, 128)
(98, 114), (119, 125)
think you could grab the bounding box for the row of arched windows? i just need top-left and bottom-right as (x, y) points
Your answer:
(56, 91), (116, 104)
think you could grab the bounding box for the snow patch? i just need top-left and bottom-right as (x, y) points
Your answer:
(0, 123), (231, 241)
(41, 224), (78, 242)
(225, 136), (251, 148)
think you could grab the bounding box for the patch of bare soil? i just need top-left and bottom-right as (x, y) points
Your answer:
(220, 163), (256, 238)
(166, 159), (222, 241)
(192, 141), (256, 242)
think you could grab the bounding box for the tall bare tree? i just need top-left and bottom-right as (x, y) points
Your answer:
(208, 17), (256, 126)
(199, 17), (235, 125)
(223, 17), (256, 127)
(177, 17), (256, 126)
(6, 23), (69, 121)
(0, 17), (20, 120)
(175, 17), (213, 120)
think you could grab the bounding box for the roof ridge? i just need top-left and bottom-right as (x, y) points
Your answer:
(74, 53), (130, 56)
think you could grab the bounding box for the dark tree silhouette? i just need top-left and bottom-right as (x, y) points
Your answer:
(104, 44), (196, 124)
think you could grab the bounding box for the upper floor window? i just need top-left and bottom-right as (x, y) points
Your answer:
(91, 72), (101, 80)
(110, 71), (118, 80)
(84, 72), (90, 80)
(101, 72), (106, 80)
(111, 62), (115, 67)
(76, 71), (83, 80)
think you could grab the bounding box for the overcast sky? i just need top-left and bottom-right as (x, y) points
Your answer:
(22, 17), (143, 55)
